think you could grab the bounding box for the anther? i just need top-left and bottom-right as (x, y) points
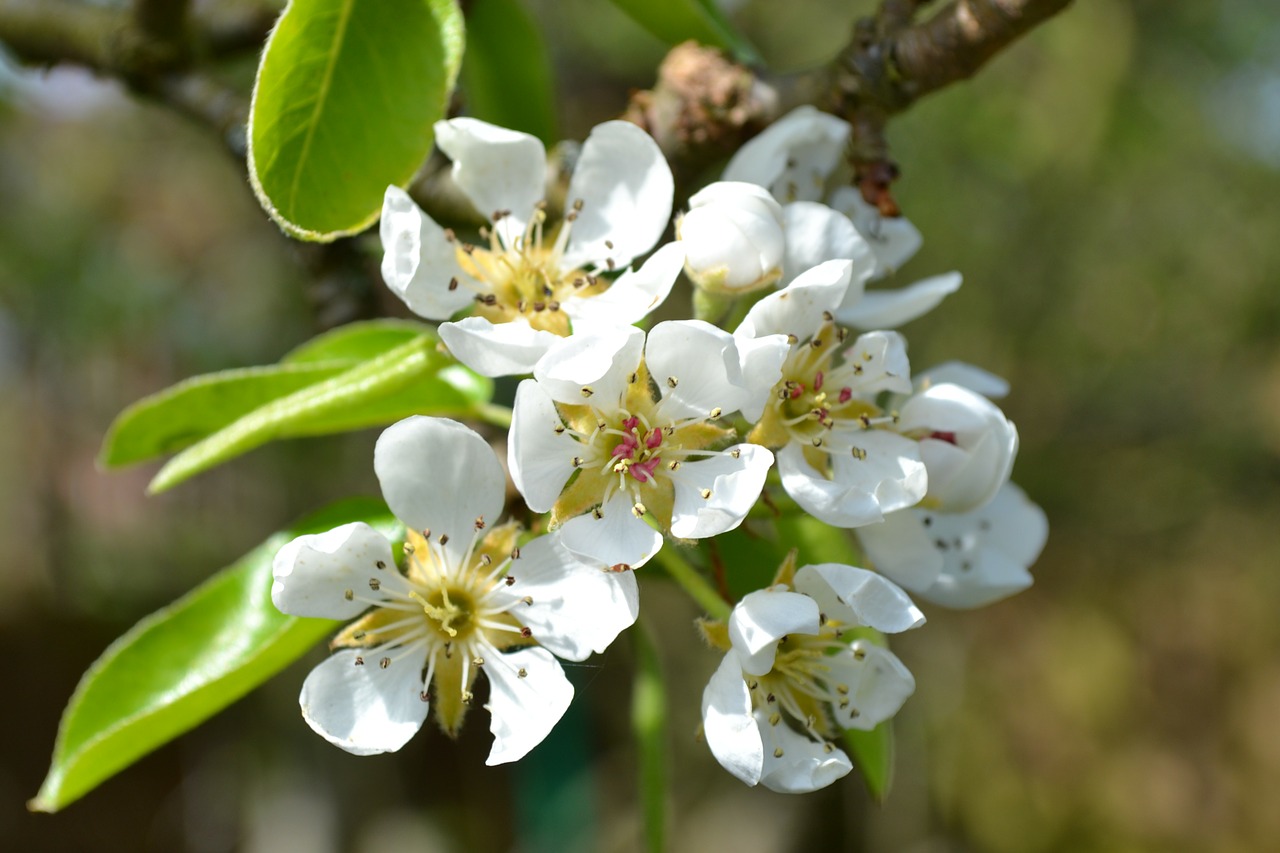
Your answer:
(521, 627), (533, 638)
(518, 668), (528, 678)
(851, 446), (867, 460)
(521, 596), (533, 606)
(511, 547), (521, 560)
(368, 578), (381, 591)
(353, 631), (367, 640)
(572, 198), (584, 211)
(462, 690), (474, 703)
(591, 507), (603, 520)
(443, 228), (456, 242)
(554, 423), (566, 434)
(629, 371), (638, 384)
(420, 690), (430, 702)
(571, 456), (583, 468)
(533, 302), (546, 312)
(581, 387), (594, 398)
(605, 239), (614, 249)
(709, 407), (722, 419)
(606, 258), (616, 270)
(343, 589), (354, 601)
(549, 301), (560, 311)
(354, 656), (365, 666)
(474, 516), (486, 530)
(473, 656), (485, 666)
(769, 712), (782, 726)
(822, 310), (834, 321)
(787, 334), (799, 345)
(376, 560), (386, 569)
(774, 747), (784, 758)
(379, 657), (390, 669)
(730, 449), (740, 458)
(666, 376), (679, 388)
(448, 277), (459, 291)
(699, 488), (712, 500)
(481, 553), (492, 566)
(853, 648), (867, 661)
(439, 533), (450, 546)
(667, 460), (681, 471)
(767, 693), (776, 703)
(632, 502), (647, 518)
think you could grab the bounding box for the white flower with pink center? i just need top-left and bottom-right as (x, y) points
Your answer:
(701, 561), (923, 793)
(271, 416), (638, 763)
(733, 259), (928, 527)
(508, 320), (783, 567)
(380, 118), (682, 376)
(723, 105), (961, 328)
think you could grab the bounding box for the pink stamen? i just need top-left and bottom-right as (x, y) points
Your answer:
(789, 383), (805, 400)
(814, 371), (825, 391)
(645, 428), (663, 449)
(631, 457), (661, 483)
(622, 416), (639, 431)
(929, 430), (959, 445)
(838, 387), (852, 404)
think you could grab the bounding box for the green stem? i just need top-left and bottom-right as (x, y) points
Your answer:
(653, 546), (731, 620)
(631, 619), (667, 853)
(471, 401), (513, 429)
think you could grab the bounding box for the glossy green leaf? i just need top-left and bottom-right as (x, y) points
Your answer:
(282, 318), (428, 364)
(247, 0), (466, 240)
(147, 334), (486, 493)
(607, 0), (759, 64)
(31, 498), (402, 813)
(461, 0), (557, 143)
(843, 720), (895, 803)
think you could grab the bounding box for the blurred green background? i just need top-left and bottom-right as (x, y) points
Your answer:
(3, 1), (1279, 850)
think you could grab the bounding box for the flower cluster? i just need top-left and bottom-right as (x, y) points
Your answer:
(274, 108), (1046, 790)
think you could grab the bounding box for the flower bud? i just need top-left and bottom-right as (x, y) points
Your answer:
(897, 383), (1018, 513)
(678, 182), (786, 294)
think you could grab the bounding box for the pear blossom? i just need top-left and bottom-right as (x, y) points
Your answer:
(701, 560), (923, 793)
(723, 105), (961, 327)
(508, 320), (782, 567)
(271, 416), (638, 763)
(857, 482), (1047, 608)
(733, 259), (927, 527)
(678, 181), (786, 294)
(380, 118), (682, 376)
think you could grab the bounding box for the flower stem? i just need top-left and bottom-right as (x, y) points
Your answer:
(653, 546), (731, 620)
(471, 402), (513, 429)
(631, 618), (667, 853)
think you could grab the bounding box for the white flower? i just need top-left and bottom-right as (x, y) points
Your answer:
(856, 482), (1047, 608)
(701, 562), (923, 793)
(733, 260), (927, 527)
(678, 181), (786, 294)
(897, 382), (1018, 513)
(271, 416), (638, 763)
(723, 105), (960, 326)
(380, 118), (682, 376)
(508, 320), (781, 567)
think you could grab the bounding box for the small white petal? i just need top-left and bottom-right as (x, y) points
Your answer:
(668, 445), (774, 540)
(779, 432), (926, 528)
(843, 330), (913, 395)
(379, 186), (471, 320)
(558, 491), (663, 568)
(562, 121), (674, 271)
(734, 259), (853, 342)
(757, 710), (854, 793)
(854, 510), (945, 593)
(509, 380), (581, 513)
(793, 564), (925, 633)
(780, 201), (875, 288)
(680, 182), (786, 292)
(838, 271), (962, 329)
(503, 533), (640, 661)
(723, 106), (849, 202)
(435, 118), (546, 246)
(485, 647), (574, 765)
(728, 588), (820, 676)
(734, 333), (791, 422)
(561, 241), (684, 330)
(828, 186), (923, 276)
(701, 652), (764, 787)
(374, 417), (506, 563)
(299, 648), (429, 756)
(825, 641), (916, 730)
(272, 522), (395, 619)
(921, 546), (1033, 609)
(439, 316), (560, 377)
(648, 319), (747, 421)
(533, 325), (644, 408)
(914, 360), (1010, 399)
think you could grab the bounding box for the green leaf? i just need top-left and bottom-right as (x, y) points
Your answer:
(31, 498), (403, 813)
(282, 318), (428, 364)
(607, 0), (760, 64)
(631, 620), (667, 853)
(460, 0), (557, 143)
(774, 513), (862, 566)
(147, 333), (485, 493)
(843, 721), (895, 803)
(247, 0), (466, 241)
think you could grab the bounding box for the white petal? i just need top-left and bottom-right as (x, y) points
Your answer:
(828, 186), (923, 276)
(439, 316), (560, 377)
(735, 333), (791, 422)
(272, 522), (395, 619)
(779, 201), (875, 288)
(435, 118), (546, 246)
(734, 259), (853, 342)
(648, 319), (746, 421)
(379, 186), (471, 320)
(757, 710), (853, 793)
(680, 183), (786, 292)
(825, 641), (915, 730)
(842, 330), (913, 395)
(778, 432), (926, 528)
(899, 383), (1018, 512)
(914, 360), (1010, 399)
(557, 490), (663, 568)
(561, 121), (674, 271)
(920, 545), (1033, 609)
(508, 380), (581, 513)
(728, 588), (820, 676)
(793, 564), (925, 633)
(668, 445), (774, 540)
(838, 271), (962, 329)
(503, 533), (640, 661)
(299, 648), (428, 756)
(561, 241), (684, 330)
(374, 416), (506, 563)
(723, 106), (849, 202)
(701, 652), (764, 787)
(853, 510), (945, 593)
(484, 647), (574, 765)
(533, 325), (644, 408)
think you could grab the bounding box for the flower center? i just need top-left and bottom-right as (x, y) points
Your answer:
(748, 625), (859, 741)
(450, 204), (605, 335)
(413, 585), (477, 641)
